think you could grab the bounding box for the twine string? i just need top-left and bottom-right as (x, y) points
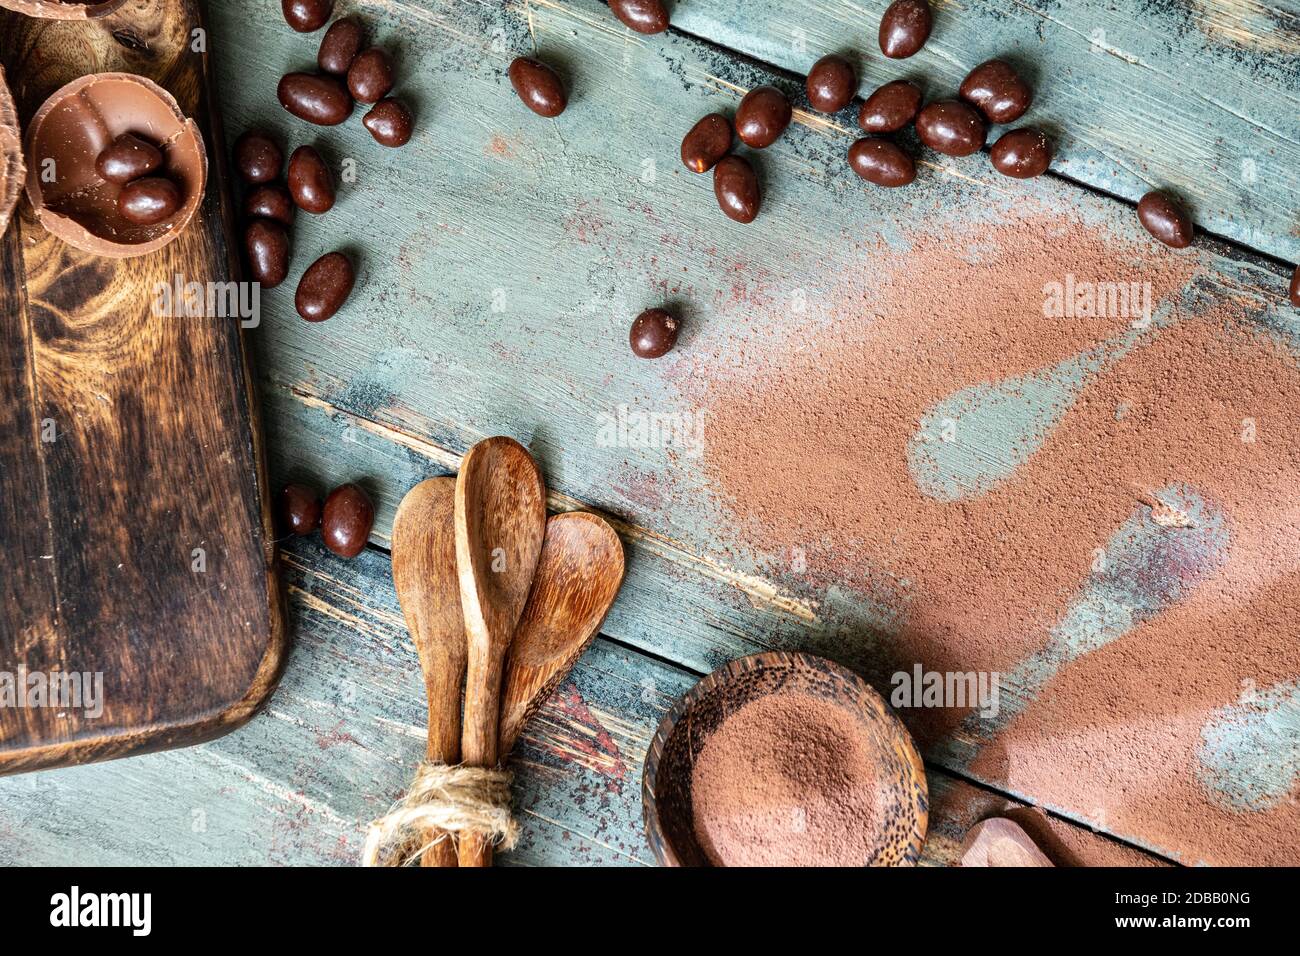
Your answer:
(361, 762), (519, 867)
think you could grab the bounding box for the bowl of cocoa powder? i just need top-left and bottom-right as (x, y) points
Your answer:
(643, 651), (928, 866)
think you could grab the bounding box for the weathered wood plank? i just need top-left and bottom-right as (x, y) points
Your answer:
(203, 0), (1299, 864)
(0, 536), (1161, 866)
(660, 0), (1300, 264)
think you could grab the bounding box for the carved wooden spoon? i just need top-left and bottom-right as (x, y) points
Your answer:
(960, 817), (1054, 867)
(392, 477), (465, 867)
(455, 436), (547, 867)
(497, 511), (625, 757)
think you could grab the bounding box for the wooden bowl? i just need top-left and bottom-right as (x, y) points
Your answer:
(642, 651), (928, 866)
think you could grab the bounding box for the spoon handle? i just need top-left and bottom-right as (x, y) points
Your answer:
(458, 646), (505, 866)
(420, 670), (464, 867)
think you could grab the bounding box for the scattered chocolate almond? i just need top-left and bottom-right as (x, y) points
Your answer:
(23, 73), (206, 258)
(508, 57), (567, 117)
(243, 183), (295, 226)
(879, 0), (932, 59)
(609, 0), (669, 34)
(989, 128), (1053, 179)
(296, 250), (355, 321)
(630, 308), (679, 358)
(318, 16), (365, 75)
(1137, 190), (1194, 249)
(363, 99), (413, 147)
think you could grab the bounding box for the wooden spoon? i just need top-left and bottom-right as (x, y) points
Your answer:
(455, 436), (547, 867)
(498, 511), (625, 756)
(391, 477), (465, 868)
(960, 817), (1055, 867)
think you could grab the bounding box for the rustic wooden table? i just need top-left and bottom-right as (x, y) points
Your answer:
(2, 0), (1296, 866)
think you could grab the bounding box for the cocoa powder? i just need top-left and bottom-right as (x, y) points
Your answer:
(668, 202), (1300, 865)
(691, 693), (887, 866)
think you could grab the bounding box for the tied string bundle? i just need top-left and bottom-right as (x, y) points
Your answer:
(361, 762), (520, 867)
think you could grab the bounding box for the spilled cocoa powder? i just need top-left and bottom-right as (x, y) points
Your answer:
(691, 693), (886, 866)
(668, 202), (1300, 865)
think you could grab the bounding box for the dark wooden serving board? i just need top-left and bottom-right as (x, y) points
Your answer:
(0, 0), (285, 773)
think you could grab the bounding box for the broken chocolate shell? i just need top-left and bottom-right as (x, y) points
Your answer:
(0, 64), (23, 235)
(23, 72), (207, 258)
(0, 0), (127, 19)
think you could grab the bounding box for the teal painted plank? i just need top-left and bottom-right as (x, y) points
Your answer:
(197, 0), (1300, 864)
(0, 536), (1160, 866)
(664, 0), (1300, 264)
(0, 538), (672, 866)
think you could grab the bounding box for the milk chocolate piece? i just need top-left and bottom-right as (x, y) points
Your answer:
(287, 145), (335, 213)
(282, 0), (332, 32)
(609, 0), (669, 34)
(23, 72), (207, 258)
(915, 99), (986, 156)
(713, 155), (761, 223)
(347, 48), (395, 105)
(244, 183), (296, 225)
(0, 0), (126, 19)
(736, 86), (792, 149)
(280, 483), (322, 536)
(278, 72), (354, 126)
(0, 64), (23, 236)
(959, 60), (1033, 124)
(321, 483), (373, 558)
(879, 0), (932, 59)
(245, 219), (290, 288)
(234, 130), (283, 184)
(859, 80), (922, 133)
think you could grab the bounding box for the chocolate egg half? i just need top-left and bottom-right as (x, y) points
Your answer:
(23, 72), (207, 258)
(0, 0), (126, 18)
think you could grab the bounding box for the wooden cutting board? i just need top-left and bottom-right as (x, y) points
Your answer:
(0, 0), (285, 773)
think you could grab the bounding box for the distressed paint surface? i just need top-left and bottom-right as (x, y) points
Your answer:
(0, 537), (1160, 866)
(952, 484), (1230, 753)
(1198, 677), (1300, 812)
(175, 0), (1298, 864)
(668, 0), (1300, 264)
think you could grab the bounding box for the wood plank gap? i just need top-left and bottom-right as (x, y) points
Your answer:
(595, 0), (1297, 270)
(282, 379), (818, 624)
(929, 759), (1181, 867)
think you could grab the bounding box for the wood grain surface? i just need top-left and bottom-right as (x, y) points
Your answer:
(0, 0), (285, 773)
(0, 534), (1165, 866)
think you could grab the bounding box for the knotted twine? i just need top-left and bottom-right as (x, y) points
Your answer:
(361, 762), (520, 867)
